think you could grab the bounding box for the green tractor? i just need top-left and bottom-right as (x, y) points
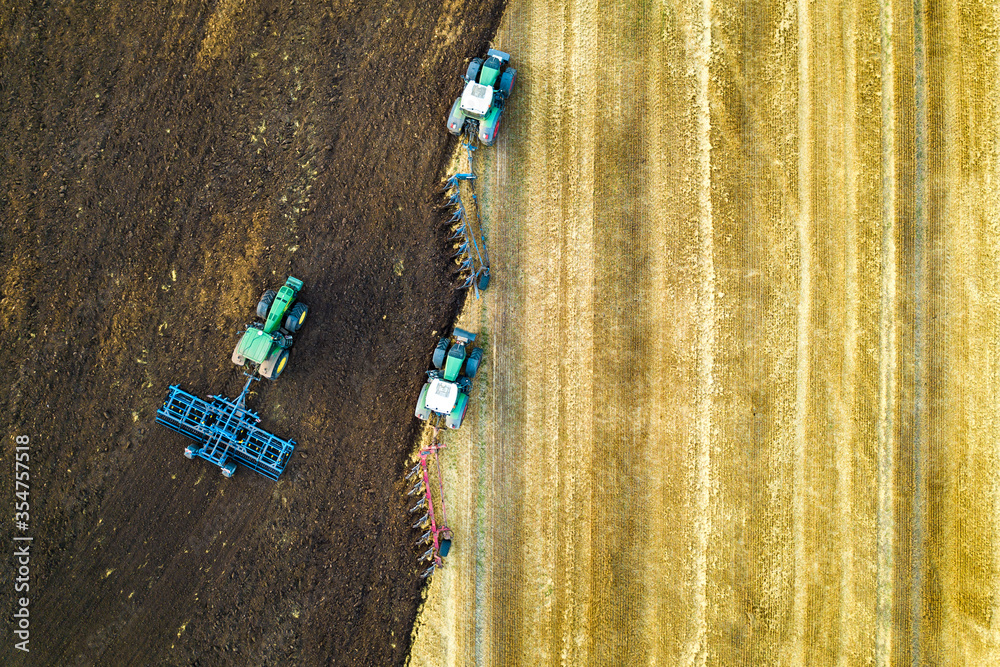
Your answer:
(446, 49), (516, 146)
(415, 328), (483, 430)
(232, 277), (308, 380)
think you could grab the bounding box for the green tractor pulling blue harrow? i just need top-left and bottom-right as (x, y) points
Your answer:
(231, 276), (308, 380)
(156, 276), (307, 480)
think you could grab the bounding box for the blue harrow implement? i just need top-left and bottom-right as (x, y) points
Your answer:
(156, 377), (294, 480)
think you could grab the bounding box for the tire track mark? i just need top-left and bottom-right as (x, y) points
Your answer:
(835, 1), (861, 663)
(806, 0), (834, 659)
(484, 68), (528, 667)
(876, 0), (898, 663)
(790, 0), (813, 660)
(910, 0), (929, 660)
(492, 3), (602, 663)
(470, 8), (532, 661)
(547, 0), (597, 662)
(514, 0), (570, 657)
(917, 0), (948, 661)
(888, 0), (918, 663)
(479, 3), (533, 661)
(589, 0), (650, 662)
(643, 1), (702, 663)
(680, 0), (714, 663)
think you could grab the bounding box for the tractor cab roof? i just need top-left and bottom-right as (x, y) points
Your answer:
(426, 378), (459, 414)
(460, 80), (493, 118)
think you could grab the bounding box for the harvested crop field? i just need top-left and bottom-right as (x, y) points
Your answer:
(3, 0), (999, 664)
(0, 0), (507, 664)
(409, 0), (1000, 665)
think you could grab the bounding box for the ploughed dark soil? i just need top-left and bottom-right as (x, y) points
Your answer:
(0, 0), (504, 664)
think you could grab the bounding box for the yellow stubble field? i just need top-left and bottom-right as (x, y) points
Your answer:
(410, 0), (1000, 664)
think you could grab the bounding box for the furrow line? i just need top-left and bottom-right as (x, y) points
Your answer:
(909, 0), (929, 660)
(835, 1), (860, 663)
(558, 0), (597, 662)
(875, 0), (897, 663)
(791, 0), (813, 661)
(588, 0), (650, 661)
(682, 0), (714, 664)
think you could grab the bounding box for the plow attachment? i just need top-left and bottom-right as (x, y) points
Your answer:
(407, 437), (452, 578)
(442, 132), (492, 298)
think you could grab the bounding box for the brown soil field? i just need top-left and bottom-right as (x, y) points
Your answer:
(409, 0), (1000, 665)
(0, 1), (506, 664)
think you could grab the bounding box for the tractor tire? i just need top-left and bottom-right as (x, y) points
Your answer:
(499, 68), (516, 98)
(465, 58), (483, 83)
(284, 302), (308, 332)
(480, 114), (500, 145)
(465, 348), (483, 379)
(432, 337), (449, 370)
(446, 392), (469, 429)
(256, 290), (276, 319)
(270, 350), (289, 380)
(260, 349), (289, 381)
(447, 97), (466, 136)
(415, 383), (432, 421)
(232, 348), (246, 366)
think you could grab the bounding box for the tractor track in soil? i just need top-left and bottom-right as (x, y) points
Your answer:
(0, 1), (506, 665)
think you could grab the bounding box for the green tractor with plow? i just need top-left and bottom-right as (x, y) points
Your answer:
(415, 328), (483, 430)
(446, 49), (516, 146)
(232, 276), (309, 380)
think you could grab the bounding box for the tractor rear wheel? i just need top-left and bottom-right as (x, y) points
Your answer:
(480, 114), (500, 145)
(256, 290), (276, 319)
(232, 347), (246, 366)
(270, 350), (289, 380)
(465, 348), (483, 379)
(446, 392), (469, 429)
(499, 68), (516, 98)
(447, 97), (466, 135)
(432, 337), (449, 369)
(260, 349), (289, 380)
(285, 302), (308, 332)
(415, 384), (432, 421)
